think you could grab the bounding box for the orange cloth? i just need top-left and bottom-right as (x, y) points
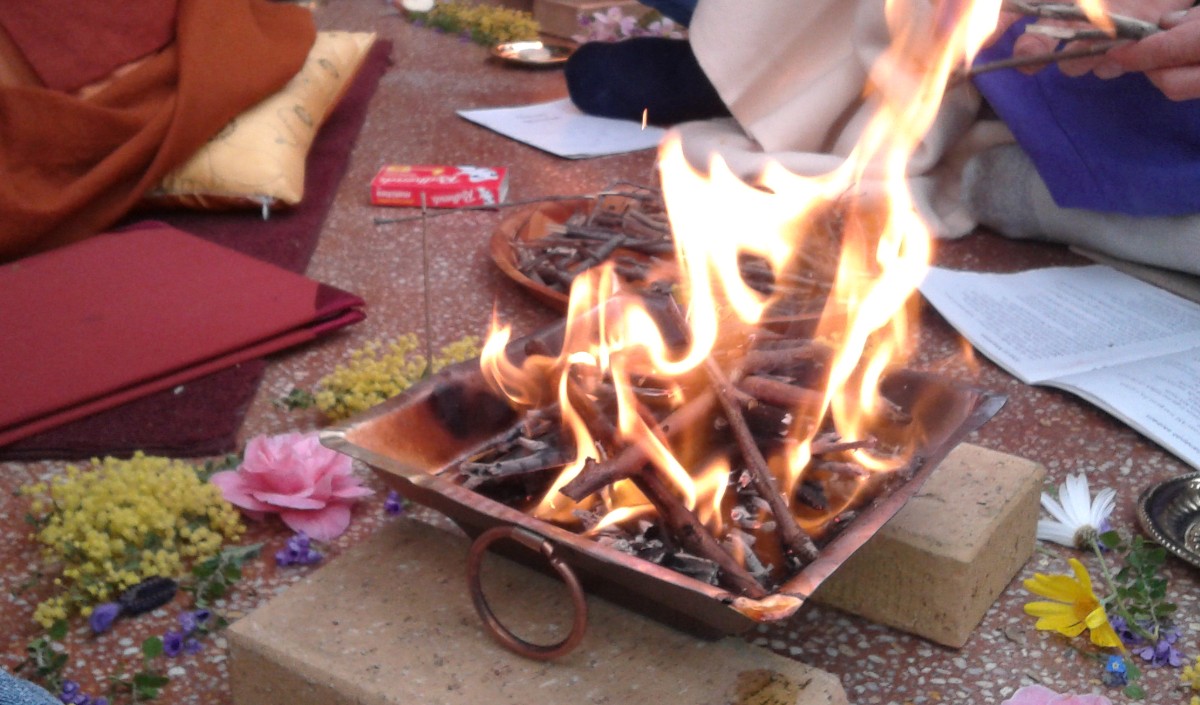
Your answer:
(0, 0), (315, 263)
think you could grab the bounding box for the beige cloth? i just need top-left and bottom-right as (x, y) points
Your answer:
(679, 0), (1014, 239)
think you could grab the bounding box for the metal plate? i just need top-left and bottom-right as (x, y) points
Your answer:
(490, 41), (573, 67)
(1137, 472), (1200, 569)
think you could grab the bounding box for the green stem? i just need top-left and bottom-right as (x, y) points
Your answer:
(1089, 539), (1158, 643)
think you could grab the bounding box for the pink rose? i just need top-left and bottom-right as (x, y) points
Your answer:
(1001, 685), (1112, 705)
(211, 432), (373, 541)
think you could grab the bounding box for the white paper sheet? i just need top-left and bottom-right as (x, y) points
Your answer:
(919, 265), (1200, 469)
(457, 98), (666, 159)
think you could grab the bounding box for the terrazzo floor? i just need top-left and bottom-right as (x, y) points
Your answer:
(2, 2), (1198, 704)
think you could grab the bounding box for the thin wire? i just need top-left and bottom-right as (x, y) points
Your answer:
(373, 194), (597, 225)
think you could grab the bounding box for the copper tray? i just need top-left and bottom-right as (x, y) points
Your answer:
(321, 321), (1005, 653)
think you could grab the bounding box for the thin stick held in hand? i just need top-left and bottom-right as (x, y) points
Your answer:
(1002, 1), (1160, 40)
(966, 41), (1118, 78)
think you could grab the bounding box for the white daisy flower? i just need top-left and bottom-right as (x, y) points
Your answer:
(1037, 473), (1116, 549)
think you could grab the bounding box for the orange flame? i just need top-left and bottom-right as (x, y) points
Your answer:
(480, 0), (1005, 546)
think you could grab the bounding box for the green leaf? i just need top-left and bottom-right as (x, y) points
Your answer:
(1098, 530), (1122, 549)
(1123, 683), (1146, 700)
(221, 542), (263, 566)
(48, 619), (68, 641)
(142, 636), (163, 659)
(192, 559), (217, 579)
(133, 672), (170, 688)
(222, 564), (243, 582)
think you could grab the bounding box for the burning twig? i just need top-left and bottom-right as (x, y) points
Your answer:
(701, 356), (821, 568)
(558, 390), (718, 501)
(631, 469), (767, 597)
(1002, 1), (1160, 40)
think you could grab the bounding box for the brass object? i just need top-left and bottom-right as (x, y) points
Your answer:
(490, 41), (573, 68)
(1137, 472), (1200, 570)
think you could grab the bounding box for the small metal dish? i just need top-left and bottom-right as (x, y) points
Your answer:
(491, 40), (573, 68)
(1137, 472), (1200, 569)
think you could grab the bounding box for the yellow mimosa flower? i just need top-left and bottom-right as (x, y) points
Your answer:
(1024, 557), (1123, 650)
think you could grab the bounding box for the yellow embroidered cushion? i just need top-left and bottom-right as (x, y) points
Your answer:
(146, 30), (376, 211)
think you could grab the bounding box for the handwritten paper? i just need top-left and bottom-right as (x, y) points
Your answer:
(457, 98), (665, 159)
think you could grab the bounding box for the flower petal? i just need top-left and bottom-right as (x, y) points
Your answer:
(1024, 572), (1084, 603)
(1084, 607), (1124, 649)
(209, 471), (277, 513)
(1067, 558), (1095, 596)
(249, 490), (326, 510)
(1036, 519), (1077, 547)
(279, 504), (352, 542)
(1039, 492), (1073, 527)
(1090, 487), (1116, 527)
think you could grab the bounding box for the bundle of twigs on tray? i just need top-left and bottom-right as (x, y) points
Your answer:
(509, 182), (843, 330)
(438, 286), (919, 598)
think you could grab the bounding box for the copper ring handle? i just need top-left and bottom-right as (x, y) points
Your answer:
(466, 525), (588, 661)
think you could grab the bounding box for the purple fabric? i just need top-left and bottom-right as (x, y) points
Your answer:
(972, 21), (1200, 216)
(0, 41), (392, 461)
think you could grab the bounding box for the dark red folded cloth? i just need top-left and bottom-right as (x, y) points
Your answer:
(0, 40), (392, 462)
(0, 222), (364, 449)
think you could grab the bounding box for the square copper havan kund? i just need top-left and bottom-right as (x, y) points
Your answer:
(321, 317), (1004, 656)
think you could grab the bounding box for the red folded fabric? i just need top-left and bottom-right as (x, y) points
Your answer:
(0, 0), (176, 92)
(0, 222), (365, 448)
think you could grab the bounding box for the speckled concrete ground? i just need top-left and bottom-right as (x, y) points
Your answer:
(1, 2), (1197, 704)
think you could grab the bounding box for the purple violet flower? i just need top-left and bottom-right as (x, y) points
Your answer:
(384, 490), (405, 516)
(178, 608), (212, 635)
(1134, 626), (1183, 667)
(88, 602), (122, 634)
(276, 531), (323, 567)
(163, 630), (185, 657)
(184, 637), (204, 655)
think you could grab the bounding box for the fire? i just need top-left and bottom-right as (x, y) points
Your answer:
(1076, 0), (1117, 35)
(481, 1), (1004, 553)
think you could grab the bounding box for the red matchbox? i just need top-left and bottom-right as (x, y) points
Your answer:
(370, 164), (509, 208)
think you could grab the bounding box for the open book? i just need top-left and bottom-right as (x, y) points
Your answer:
(919, 265), (1200, 471)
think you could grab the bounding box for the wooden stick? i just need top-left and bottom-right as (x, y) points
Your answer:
(632, 470), (767, 597)
(1002, 1), (1159, 40)
(966, 41), (1118, 77)
(736, 375), (825, 412)
(558, 389), (717, 501)
(703, 357), (820, 568)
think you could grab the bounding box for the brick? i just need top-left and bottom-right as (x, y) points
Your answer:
(229, 518), (848, 705)
(811, 443), (1045, 648)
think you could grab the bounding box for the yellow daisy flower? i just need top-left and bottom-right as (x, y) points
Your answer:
(1024, 557), (1123, 650)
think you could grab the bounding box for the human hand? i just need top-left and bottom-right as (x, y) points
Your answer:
(1000, 0), (1189, 75)
(1104, 7), (1200, 100)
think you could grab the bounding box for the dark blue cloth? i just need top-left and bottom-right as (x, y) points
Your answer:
(565, 37), (729, 126)
(638, 0), (696, 26)
(972, 20), (1200, 216)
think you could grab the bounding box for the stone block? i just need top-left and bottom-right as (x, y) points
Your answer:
(811, 443), (1045, 648)
(228, 518), (848, 705)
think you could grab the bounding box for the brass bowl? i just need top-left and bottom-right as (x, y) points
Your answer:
(1137, 472), (1200, 570)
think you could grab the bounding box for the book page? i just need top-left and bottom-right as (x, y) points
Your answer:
(1052, 350), (1200, 470)
(919, 265), (1200, 383)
